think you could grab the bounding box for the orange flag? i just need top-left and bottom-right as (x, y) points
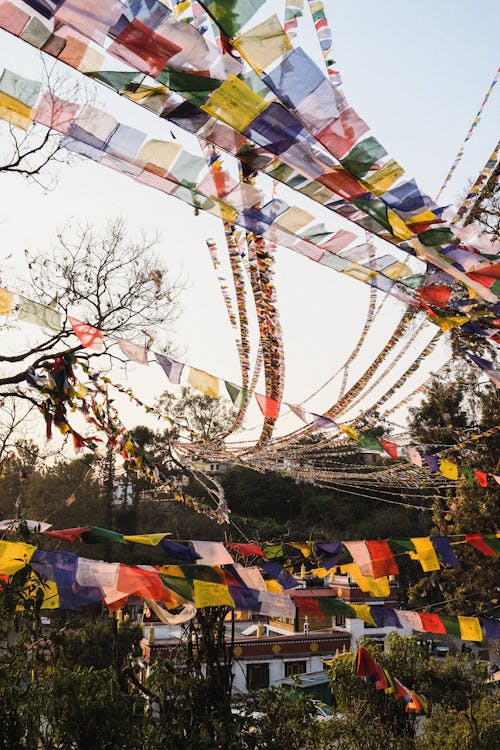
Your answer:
(68, 316), (104, 351)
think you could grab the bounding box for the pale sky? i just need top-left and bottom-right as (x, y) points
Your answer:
(0, 1), (498, 444)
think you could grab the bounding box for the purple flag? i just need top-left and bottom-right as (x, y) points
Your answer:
(155, 352), (184, 384)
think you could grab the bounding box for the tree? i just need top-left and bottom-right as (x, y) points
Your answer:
(407, 369), (500, 616)
(326, 633), (498, 750)
(0, 219), (180, 456)
(157, 386), (235, 442)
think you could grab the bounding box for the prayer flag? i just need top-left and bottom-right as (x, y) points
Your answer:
(458, 615), (483, 642)
(202, 75), (268, 133)
(123, 533), (169, 546)
(409, 538), (440, 571)
(225, 381), (248, 409)
(154, 353), (184, 384)
(233, 15), (292, 73)
(67, 316), (103, 351)
(44, 527), (91, 543)
(194, 579), (234, 608)
(18, 297), (61, 332)
(381, 439), (399, 459)
(255, 393), (279, 418)
(439, 459), (459, 480)
(0, 287), (14, 316)
(191, 541), (234, 565)
(430, 537), (460, 567)
(418, 612), (447, 634)
(0, 540), (36, 574)
(405, 447), (422, 467)
(188, 367), (220, 398)
(159, 539), (201, 561)
(474, 470), (489, 487)
(226, 542), (265, 559)
(465, 533), (498, 557)
(365, 540), (399, 578)
(114, 337), (148, 365)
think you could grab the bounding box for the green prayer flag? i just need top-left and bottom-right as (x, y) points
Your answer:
(0, 69), (41, 107)
(418, 228), (457, 247)
(352, 198), (392, 234)
(357, 431), (384, 452)
(263, 544), (283, 559)
(87, 71), (145, 93)
(179, 565), (225, 583)
(483, 535), (500, 556)
(439, 615), (461, 637)
(402, 274), (426, 289)
(225, 381), (248, 409)
(341, 137), (387, 179)
(80, 527), (126, 544)
(159, 574), (195, 601)
(201, 0), (266, 38)
(460, 467), (475, 485)
(18, 297), (61, 333)
(318, 598), (356, 618)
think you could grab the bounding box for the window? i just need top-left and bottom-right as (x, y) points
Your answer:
(246, 662), (270, 690)
(285, 660), (307, 678)
(335, 614), (346, 628)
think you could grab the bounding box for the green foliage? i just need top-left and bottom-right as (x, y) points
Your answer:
(50, 620), (142, 672)
(29, 665), (145, 750)
(416, 695), (500, 750)
(326, 634), (496, 750)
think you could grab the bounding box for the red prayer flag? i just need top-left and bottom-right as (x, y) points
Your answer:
(418, 612), (447, 634)
(226, 542), (265, 558)
(466, 533), (498, 557)
(68, 316), (104, 351)
(418, 284), (451, 308)
(356, 646), (377, 678)
(291, 595), (324, 618)
(44, 527), (91, 542)
(255, 393), (279, 419)
(380, 439), (399, 460)
(366, 539), (399, 577)
(474, 469), (488, 487)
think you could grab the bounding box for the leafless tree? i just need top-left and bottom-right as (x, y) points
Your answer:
(0, 218), (182, 405)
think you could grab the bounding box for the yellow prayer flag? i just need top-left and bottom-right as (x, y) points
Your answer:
(0, 91), (34, 130)
(339, 424), (358, 441)
(193, 580), (235, 609)
(265, 579), (283, 593)
(0, 540), (36, 575)
(439, 459), (459, 480)
(123, 533), (169, 546)
(361, 160), (405, 196)
(202, 75), (269, 133)
(365, 576), (390, 597)
(40, 579), (60, 610)
(387, 209), (414, 240)
(159, 565), (185, 578)
(310, 567), (330, 578)
(429, 313), (469, 332)
(289, 542), (313, 558)
(382, 261), (412, 280)
(406, 210), (438, 226)
(275, 206), (315, 233)
(458, 616), (483, 642)
(233, 15), (292, 73)
(342, 263), (377, 283)
(350, 604), (377, 627)
(409, 538), (440, 572)
(188, 367), (220, 398)
(0, 288), (14, 316)
(136, 139), (182, 172)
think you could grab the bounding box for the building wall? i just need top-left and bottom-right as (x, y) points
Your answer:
(232, 654), (327, 695)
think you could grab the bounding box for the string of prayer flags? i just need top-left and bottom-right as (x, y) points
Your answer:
(354, 647), (428, 714)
